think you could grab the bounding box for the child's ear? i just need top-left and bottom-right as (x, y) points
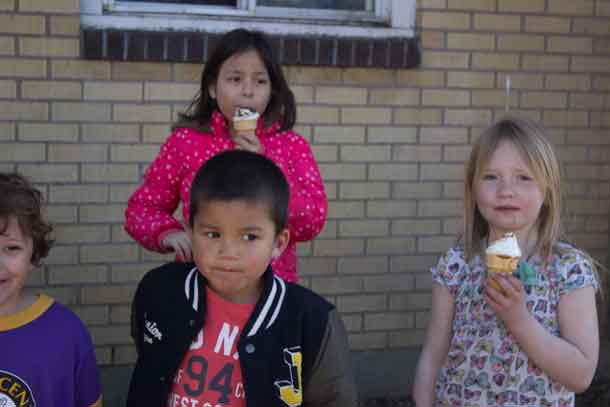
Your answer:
(272, 228), (290, 259)
(208, 82), (217, 100)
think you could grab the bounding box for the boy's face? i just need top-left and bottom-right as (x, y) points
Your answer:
(0, 216), (34, 316)
(188, 199), (289, 304)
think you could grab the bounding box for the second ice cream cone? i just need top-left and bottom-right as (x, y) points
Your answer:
(486, 253), (519, 292)
(485, 233), (521, 293)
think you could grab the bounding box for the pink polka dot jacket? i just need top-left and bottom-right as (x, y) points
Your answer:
(124, 111), (327, 283)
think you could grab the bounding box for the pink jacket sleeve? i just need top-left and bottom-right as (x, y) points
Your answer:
(265, 132), (327, 243)
(124, 131), (187, 252)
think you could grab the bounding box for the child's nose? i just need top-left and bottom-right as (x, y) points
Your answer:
(241, 79), (254, 97)
(497, 178), (515, 196)
(218, 238), (238, 257)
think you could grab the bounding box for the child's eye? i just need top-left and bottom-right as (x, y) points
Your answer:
(257, 79), (269, 85)
(518, 174), (534, 181)
(205, 231), (220, 239)
(228, 77), (240, 83)
(242, 233), (258, 242)
(3, 245), (22, 253)
(481, 174), (497, 180)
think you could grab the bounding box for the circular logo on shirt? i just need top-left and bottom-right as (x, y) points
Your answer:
(0, 395), (17, 407)
(0, 370), (36, 407)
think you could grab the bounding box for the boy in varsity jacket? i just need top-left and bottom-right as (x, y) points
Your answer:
(127, 150), (357, 407)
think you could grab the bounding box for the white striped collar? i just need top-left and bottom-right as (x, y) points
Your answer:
(183, 269), (286, 335)
(184, 267), (199, 312)
(247, 276), (286, 336)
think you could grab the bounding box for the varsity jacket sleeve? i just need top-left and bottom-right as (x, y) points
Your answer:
(264, 131), (327, 243)
(303, 308), (358, 407)
(130, 275), (142, 355)
(124, 130), (188, 252)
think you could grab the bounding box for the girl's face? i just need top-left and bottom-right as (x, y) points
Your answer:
(208, 49), (272, 124)
(0, 216), (34, 316)
(475, 139), (545, 245)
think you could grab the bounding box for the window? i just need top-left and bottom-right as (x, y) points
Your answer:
(80, 0), (419, 68)
(123, 0), (234, 4)
(122, 0), (234, 4)
(259, 1), (369, 10)
(120, 0), (369, 9)
(115, 0), (375, 14)
(83, 0), (414, 34)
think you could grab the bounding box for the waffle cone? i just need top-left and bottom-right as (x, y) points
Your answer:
(233, 118), (257, 131)
(486, 254), (519, 291)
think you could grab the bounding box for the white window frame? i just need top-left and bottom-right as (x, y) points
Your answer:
(81, 0), (415, 39)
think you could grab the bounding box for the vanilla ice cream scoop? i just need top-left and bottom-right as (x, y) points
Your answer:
(233, 107), (260, 131)
(486, 233), (521, 257)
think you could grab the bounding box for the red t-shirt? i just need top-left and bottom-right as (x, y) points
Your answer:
(168, 287), (255, 407)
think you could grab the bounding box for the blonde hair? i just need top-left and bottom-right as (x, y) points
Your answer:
(464, 115), (606, 326)
(463, 115), (561, 262)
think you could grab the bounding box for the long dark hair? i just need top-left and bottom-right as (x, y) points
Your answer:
(176, 29), (296, 131)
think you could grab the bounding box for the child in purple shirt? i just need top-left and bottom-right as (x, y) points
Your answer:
(0, 173), (102, 407)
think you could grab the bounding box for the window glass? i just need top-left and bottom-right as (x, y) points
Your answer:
(258, 0), (370, 11)
(121, 0), (236, 5)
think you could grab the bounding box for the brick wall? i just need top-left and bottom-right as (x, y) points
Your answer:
(2, 0), (609, 392)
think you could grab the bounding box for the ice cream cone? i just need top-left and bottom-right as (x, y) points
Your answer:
(485, 232), (521, 293)
(486, 253), (519, 292)
(233, 107), (259, 131)
(233, 118), (258, 131)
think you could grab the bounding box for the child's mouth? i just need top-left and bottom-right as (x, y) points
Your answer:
(495, 206), (519, 211)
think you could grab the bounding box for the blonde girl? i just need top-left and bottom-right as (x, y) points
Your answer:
(413, 116), (600, 407)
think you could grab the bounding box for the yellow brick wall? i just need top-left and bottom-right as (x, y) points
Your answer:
(1, 0), (609, 364)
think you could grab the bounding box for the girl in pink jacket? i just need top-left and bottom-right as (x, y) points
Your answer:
(124, 29), (327, 283)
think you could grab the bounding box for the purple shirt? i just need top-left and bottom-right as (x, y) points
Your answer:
(0, 295), (102, 407)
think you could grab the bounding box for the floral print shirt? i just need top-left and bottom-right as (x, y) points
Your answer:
(431, 242), (598, 407)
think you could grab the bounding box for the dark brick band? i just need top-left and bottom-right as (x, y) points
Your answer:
(81, 28), (420, 69)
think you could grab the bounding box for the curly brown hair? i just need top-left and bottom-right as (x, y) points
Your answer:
(0, 173), (53, 265)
